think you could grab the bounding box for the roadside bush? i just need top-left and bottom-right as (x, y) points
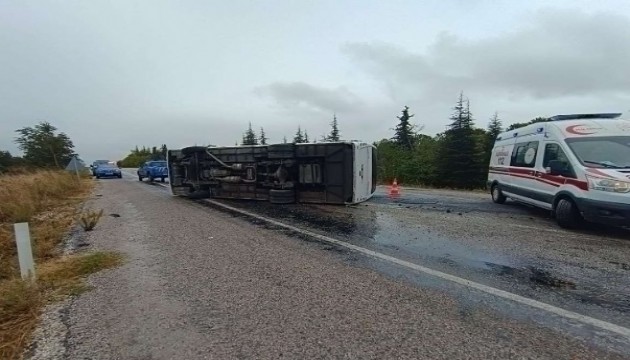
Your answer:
(78, 209), (104, 232)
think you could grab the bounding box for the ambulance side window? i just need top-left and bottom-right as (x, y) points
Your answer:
(510, 141), (539, 168)
(543, 143), (575, 178)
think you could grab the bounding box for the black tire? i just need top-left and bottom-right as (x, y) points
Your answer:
(491, 184), (507, 204)
(117, 174), (122, 178)
(269, 189), (295, 204)
(138, 174), (143, 181)
(555, 198), (582, 229)
(96, 175), (100, 179)
(267, 144), (295, 159)
(161, 177), (165, 183)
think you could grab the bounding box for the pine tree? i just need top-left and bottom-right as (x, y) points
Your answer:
(293, 126), (304, 144)
(242, 122), (258, 145)
(304, 130), (309, 143)
(487, 112), (503, 143)
(393, 106), (416, 150)
(448, 92), (474, 131)
(259, 127), (268, 145)
(437, 92), (483, 189)
(327, 114), (340, 141)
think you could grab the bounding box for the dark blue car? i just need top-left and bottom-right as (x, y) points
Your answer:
(94, 164), (122, 179)
(90, 160), (110, 176)
(137, 160), (168, 182)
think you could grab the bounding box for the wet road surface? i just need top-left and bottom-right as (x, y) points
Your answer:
(195, 186), (630, 350)
(107, 172), (630, 357)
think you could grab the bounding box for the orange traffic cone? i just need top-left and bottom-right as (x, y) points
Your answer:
(389, 178), (400, 198)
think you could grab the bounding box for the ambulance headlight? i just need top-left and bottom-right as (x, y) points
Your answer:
(586, 176), (630, 193)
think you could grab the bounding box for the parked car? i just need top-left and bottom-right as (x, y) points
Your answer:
(488, 113), (630, 229)
(94, 163), (122, 179)
(91, 160), (110, 176)
(137, 160), (168, 182)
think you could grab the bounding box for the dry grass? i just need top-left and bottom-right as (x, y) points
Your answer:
(77, 209), (104, 232)
(0, 170), (92, 279)
(0, 170), (123, 359)
(0, 252), (123, 359)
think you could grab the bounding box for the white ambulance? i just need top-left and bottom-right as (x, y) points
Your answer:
(488, 113), (630, 228)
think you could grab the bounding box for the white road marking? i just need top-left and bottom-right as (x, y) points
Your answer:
(204, 198), (630, 340)
(121, 170), (170, 187)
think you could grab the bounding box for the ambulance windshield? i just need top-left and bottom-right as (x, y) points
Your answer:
(566, 136), (630, 169)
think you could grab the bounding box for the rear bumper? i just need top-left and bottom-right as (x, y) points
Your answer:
(575, 198), (630, 227)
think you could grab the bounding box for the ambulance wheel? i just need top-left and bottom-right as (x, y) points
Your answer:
(555, 198), (581, 229)
(491, 185), (506, 204)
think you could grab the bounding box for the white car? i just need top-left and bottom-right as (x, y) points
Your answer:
(488, 113), (630, 228)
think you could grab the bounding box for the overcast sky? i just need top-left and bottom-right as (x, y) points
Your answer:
(2, 0), (630, 162)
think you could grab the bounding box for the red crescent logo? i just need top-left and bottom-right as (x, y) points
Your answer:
(566, 125), (595, 135)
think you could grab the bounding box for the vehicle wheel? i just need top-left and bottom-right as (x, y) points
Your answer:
(267, 144), (295, 159)
(96, 175), (100, 179)
(138, 174), (143, 181)
(555, 198), (582, 229)
(161, 177), (165, 183)
(269, 189), (295, 204)
(117, 174), (122, 178)
(491, 184), (507, 204)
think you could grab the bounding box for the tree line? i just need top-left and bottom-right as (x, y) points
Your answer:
(117, 145), (168, 168)
(0, 122), (78, 173)
(375, 92), (550, 189)
(4, 99), (550, 188)
(117, 115), (343, 167)
(239, 114), (342, 145)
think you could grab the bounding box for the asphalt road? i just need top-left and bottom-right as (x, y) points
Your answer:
(27, 172), (630, 359)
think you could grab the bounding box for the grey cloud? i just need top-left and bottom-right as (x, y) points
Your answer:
(255, 82), (363, 113)
(342, 8), (630, 101)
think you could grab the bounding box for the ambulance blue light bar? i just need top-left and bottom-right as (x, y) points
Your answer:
(548, 113), (621, 121)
